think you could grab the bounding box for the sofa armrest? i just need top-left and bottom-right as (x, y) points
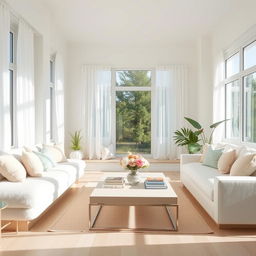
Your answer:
(180, 154), (202, 165)
(214, 176), (256, 224)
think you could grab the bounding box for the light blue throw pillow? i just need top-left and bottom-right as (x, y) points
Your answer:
(33, 151), (56, 171)
(202, 146), (224, 169)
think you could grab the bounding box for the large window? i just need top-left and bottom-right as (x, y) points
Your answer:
(225, 80), (240, 138)
(114, 70), (151, 154)
(9, 30), (16, 146)
(47, 58), (55, 142)
(225, 37), (256, 143)
(244, 73), (256, 142)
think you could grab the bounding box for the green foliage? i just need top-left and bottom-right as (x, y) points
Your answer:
(116, 71), (151, 153)
(184, 117), (202, 129)
(70, 130), (82, 151)
(174, 117), (229, 153)
(173, 128), (202, 154)
(174, 128), (200, 146)
(210, 119), (229, 129)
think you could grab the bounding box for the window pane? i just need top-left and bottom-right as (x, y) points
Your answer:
(50, 87), (54, 140)
(116, 70), (151, 87)
(226, 53), (239, 78)
(50, 60), (54, 83)
(225, 80), (240, 138)
(244, 73), (256, 142)
(9, 69), (14, 146)
(244, 41), (256, 70)
(116, 91), (151, 154)
(9, 32), (14, 64)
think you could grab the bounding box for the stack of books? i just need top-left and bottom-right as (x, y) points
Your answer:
(104, 177), (125, 188)
(144, 177), (167, 189)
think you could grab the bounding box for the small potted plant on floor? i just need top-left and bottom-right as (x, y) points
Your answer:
(69, 130), (83, 160)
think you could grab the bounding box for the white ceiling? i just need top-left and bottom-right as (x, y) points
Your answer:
(41, 0), (254, 46)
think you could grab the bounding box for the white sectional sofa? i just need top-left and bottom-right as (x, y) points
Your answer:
(0, 151), (85, 230)
(180, 154), (256, 227)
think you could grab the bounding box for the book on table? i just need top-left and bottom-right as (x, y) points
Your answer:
(144, 177), (167, 189)
(104, 177), (125, 184)
(146, 177), (164, 182)
(104, 177), (125, 188)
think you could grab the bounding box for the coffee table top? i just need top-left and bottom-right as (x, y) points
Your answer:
(89, 172), (177, 206)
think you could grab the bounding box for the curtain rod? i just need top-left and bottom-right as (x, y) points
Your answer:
(0, 0), (40, 35)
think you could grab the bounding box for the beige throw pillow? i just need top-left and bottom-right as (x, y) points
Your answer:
(217, 149), (236, 174)
(43, 144), (66, 163)
(21, 151), (44, 177)
(230, 154), (256, 176)
(0, 155), (27, 182)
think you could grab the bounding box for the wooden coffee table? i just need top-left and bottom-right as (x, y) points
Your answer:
(89, 172), (178, 231)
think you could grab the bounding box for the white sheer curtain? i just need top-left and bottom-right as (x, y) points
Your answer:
(0, 3), (11, 150)
(152, 65), (188, 159)
(53, 53), (65, 143)
(213, 53), (225, 143)
(83, 65), (112, 159)
(16, 21), (35, 147)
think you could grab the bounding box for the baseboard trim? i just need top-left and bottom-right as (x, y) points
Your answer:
(218, 224), (256, 229)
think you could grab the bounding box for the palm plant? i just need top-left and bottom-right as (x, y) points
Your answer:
(70, 130), (82, 151)
(173, 117), (228, 154)
(184, 117), (228, 145)
(173, 128), (203, 154)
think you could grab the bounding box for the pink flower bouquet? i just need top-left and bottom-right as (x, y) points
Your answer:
(120, 153), (150, 174)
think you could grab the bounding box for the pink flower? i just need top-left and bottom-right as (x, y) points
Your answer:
(136, 159), (144, 168)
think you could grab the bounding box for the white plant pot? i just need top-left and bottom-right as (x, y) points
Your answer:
(69, 150), (83, 160)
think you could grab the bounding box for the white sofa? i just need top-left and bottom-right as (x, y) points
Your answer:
(0, 152), (85, 229)
(180, 154), (256, 227)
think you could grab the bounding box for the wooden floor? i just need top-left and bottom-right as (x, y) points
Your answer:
(1, 167), (256, 256)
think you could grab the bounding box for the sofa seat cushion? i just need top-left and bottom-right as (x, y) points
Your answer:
(182, 162), (227, 201)
(0, 160), (85, 209)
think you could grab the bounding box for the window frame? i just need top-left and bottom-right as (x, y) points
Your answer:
(224, 33), (256, 145)
(49, 57), (55, 142)
(111, 68), (154, 157)
(9, 26), (17, 147)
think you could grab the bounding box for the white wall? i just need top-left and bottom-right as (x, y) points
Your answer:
(65, 43), (199, 154)
(4, 0), (67, 144)
(197, 36), (213, 136)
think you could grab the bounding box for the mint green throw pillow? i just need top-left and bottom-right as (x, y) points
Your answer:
(202, 146), (224, 169)
(33, 151), (56, 171)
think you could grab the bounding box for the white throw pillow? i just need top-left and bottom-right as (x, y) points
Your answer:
(230, 154), (256, 176)
(21, 151), (44, 177)
(217, 149), (236, 174)
(200, 144), (210, 163)
(43, 144), (66, 163)
(0, 155), (27, 182)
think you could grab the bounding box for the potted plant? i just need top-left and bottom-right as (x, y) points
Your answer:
(173, 117), (228, 154)
(69, 130), (83, 160)
(173, 127), (203, 154)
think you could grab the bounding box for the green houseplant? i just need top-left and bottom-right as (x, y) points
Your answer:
(69, 130), (83, 159)
(173, 117), (228, 154)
